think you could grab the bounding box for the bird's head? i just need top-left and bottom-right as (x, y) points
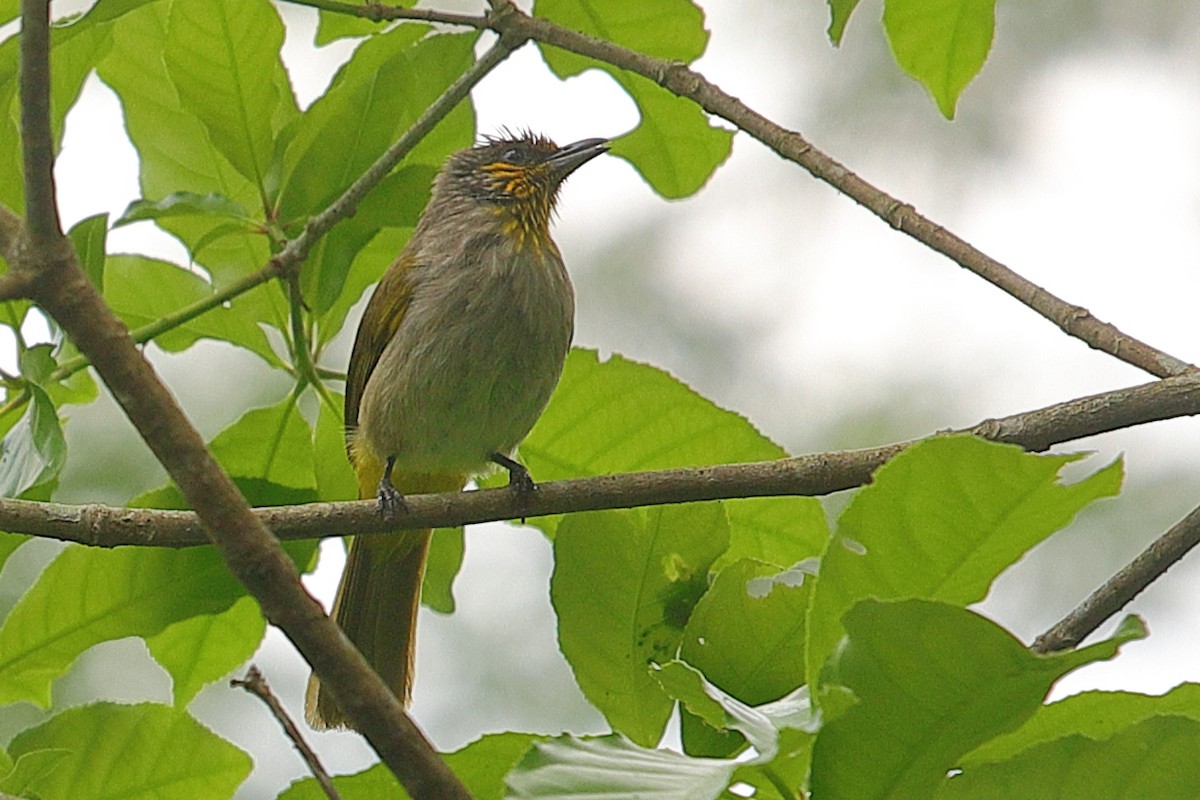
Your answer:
(440, 132), (609, 249)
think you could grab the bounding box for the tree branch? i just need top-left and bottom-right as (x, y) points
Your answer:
(0, 203), (23, 263)
(8, 370), (1200, 549)
(1034, 503), (1200, 653)
(287, 0), (488, 29)
(13, 6), (469, 798)
(471, 4), (1192, 380)
(232, 666), (342, 800)
(18, 0), (61, 248)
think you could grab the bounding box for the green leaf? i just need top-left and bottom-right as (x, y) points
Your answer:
(682, 559), (812, 705)
(103, 254), (280, 364)
(535, 0), (709, 67)
(0, 748), (71, 797)
(313, 392), (356, 502)
(827, 0), (864, 44)
(207, 396), (316, 490)
(423, 526), (464, 614)
(305, 165), (432, 322)
(8, 703), (251, 799)
(315, 7), (397, 45)
(0, 545), (248, 707)
(0, 40), (20, 212)
(939, 715), (1200, 799)
(535, 0), (732, 198)
(97, 2), (280, 296)
(66, 213), (108, 289)
(273, 25), (473, 337)
(525, 349), (827, 567)
(965, 683), (1200, 766)
(731, 728), (817, 800)
(114, 191), (253, 228)
(679, 559), (813, 755)
(43, 1), (136, 151)
(809, 599), (1145, 799)
(883, 0), (996, 118)
(314, 225), (410, 346)
(18, 344), (56, 384)
(163, 0), (293, 190)
(655, 661), (819, 758)
(0, 531), (29, 576)
(145, 594), (265, 707)
(805, 435), (1122, 691)
(507, 734), (735, 800)
(274, 28), (473, 221)
(0, 384), (66, 498)
(608, 72), (734, 199)
(551, 503), (729, 745)
(281, 731), (538, 800)
(40, 354), (98, 408)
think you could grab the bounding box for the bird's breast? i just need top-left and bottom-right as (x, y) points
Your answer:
(356, 235), (575, 474)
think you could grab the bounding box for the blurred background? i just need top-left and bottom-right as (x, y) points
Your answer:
(1, 0), (1199, 796)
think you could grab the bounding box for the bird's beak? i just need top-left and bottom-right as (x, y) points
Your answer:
(545, 138), (610, 180)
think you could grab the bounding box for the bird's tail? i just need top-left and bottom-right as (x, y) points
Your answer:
(304, 455), (462, 730)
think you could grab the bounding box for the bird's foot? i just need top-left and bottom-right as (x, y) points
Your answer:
(491, 452), (536, 522)
(377, 456), (407, 519)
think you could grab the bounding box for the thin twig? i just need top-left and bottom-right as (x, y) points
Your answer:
(50, 265), (283, 381)
(232, 666), (342, 800)
(7, 370), (1200, 549)
(1033, 504), (1200, 653)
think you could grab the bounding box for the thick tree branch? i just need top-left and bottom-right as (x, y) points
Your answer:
(0, 203), (22, 263)
(9, 370), (1200, 549)
(13, 5), (469, 798)
(1034, 503), (1200, 653)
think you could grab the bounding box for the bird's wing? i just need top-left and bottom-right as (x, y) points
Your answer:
(344, 252), (419, 434)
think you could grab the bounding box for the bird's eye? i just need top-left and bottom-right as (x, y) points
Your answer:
(502, 147), (524, 163)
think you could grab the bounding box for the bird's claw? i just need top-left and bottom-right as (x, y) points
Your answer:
(377, 477), (406, 520)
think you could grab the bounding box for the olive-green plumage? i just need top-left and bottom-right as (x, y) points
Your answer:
(305, 133), (608, 730)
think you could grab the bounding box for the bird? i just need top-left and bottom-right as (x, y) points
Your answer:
(305, 131), (609, 729)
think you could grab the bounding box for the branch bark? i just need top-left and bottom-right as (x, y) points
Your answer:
(8, 370), (1200, 549)
(1034, 503), (1200, 653)
(12, 4), (470, 798)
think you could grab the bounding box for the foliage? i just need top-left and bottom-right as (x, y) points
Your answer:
(0, 1), (1194, 799)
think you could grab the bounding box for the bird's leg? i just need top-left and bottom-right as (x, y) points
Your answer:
(491, 452), (536, 523)
(490, 452), (536, 495)
(377, 455), (406, 518)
